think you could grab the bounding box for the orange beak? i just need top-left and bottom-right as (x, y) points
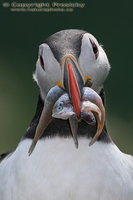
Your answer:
(61, 54), (85, 119)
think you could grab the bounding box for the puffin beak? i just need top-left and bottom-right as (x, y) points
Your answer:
(61, 55), (85, 119)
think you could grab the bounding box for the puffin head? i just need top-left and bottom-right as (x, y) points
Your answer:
(34, 30), (110, 117)
(29, 29), (110, 155)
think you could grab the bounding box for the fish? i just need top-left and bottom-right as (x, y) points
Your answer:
(28, 85), (65, 156)
(52, 87), (105, 146)
(52, 93), (79, 147)
(52, 93), (79, 148)
(52, 93), (97, 124)
(29, 85), (105, 155)
(52, 93), (99, 148)
(81, 87), (105, 146)
(81, 100), (101, 125)
(52, 93), (75, 120)
(81, 111), (96, 125)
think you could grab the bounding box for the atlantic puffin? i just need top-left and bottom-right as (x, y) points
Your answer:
(0, 29), (133, 200)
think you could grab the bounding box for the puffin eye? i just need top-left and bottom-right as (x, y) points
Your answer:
(89, 39), (99, 59)
(39, 55), (45, 70)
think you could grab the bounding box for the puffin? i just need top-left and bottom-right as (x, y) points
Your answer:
(0, 29), (133, 200)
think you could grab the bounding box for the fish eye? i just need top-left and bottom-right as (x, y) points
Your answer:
(57, 106), (63, 112)
(58, 102), (64, 107)
(91, 117), (95, 122)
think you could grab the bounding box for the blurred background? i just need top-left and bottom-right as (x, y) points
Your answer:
(0, 0), (133, 155)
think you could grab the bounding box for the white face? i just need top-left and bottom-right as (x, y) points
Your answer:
(33, 32), (110, 100)
(34, 43), (61, 100)
(79, 33), (110, 91)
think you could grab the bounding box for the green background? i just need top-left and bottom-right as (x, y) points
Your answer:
(0, 0), (133, 155)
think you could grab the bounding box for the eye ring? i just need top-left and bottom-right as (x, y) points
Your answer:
(89, 38), (99, 59)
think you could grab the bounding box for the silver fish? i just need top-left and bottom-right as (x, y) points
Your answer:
(52, 93), (79, 148)
(52, 93), (75, 120)
(52, 87), (105, 147)
(28, 85), (65, 156)
(82, 87), (105, 146)
(52, 92), (100, 148)
(81, 111), (96, 125)
(52, 93), (97, 125)
(29, 85), (105, 155)
(81, 100), (101, 125)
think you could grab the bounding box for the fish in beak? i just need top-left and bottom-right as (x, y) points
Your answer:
(81, 87), (105, 145)
(28, 85), (65, 156)
(61, 54), (105, 145)
(61, 54), (85, 119)
(29, 55), (105, 155)
(52, 93), (75, 120)
(52, 87), (105, 147)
